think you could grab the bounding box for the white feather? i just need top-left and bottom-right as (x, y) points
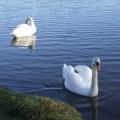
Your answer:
(63, 57), (100, 97)
(11, 17), (36, 38)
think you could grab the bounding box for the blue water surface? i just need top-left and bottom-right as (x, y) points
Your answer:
(0, 0), (120, 120)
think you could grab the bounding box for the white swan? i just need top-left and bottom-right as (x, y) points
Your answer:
(11, 17), (36, 38)
(63, 57), (100, 97)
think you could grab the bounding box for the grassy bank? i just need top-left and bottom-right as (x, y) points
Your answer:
(0, 87), (83, 120)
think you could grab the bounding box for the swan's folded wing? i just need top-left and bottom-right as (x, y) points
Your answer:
(63, 64), (93, 95)
(63, 65), (83, 85)
(74, 65), (92, 87)
(17, 24), (28, 28)
(12, 24), (32, 37)
(63, 65), (91, 94)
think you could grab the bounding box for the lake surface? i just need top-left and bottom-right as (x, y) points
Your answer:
(0, 0), (120, 120)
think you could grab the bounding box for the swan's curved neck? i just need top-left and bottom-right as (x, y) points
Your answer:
(31, 21), (35, 27)
(90, 65), (98, 96)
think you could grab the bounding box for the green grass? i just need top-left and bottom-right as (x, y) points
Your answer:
(0, 87), (83, 120)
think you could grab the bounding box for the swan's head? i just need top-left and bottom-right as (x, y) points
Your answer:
(92, 57), (100, 72)
(26, 17), (34, 25)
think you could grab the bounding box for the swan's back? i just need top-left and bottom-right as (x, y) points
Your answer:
(74, 65), (92, 86)
(12, 17), (36, 38)
(12, 24), (36, 37)
(63, 64), (92, 96)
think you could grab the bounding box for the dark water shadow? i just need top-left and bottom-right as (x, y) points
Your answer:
(63, 89), (99, 120)
(24, 82), (99, 120)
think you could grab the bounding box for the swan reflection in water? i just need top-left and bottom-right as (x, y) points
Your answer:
(88, 96), (99, 120)
(64, 91), (99, 120)
(11, 35), (36, 50)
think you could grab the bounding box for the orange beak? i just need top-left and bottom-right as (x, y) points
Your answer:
(96, 63), (100, 72)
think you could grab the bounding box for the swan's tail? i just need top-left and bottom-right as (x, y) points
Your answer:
(11, 30), (16, 36)
(63, 64), (67, 79)
(63, 63), (67, 69)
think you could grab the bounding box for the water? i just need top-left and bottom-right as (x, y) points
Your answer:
(0, 0), (120, 120)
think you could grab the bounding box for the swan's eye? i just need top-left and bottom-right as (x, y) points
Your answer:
(96, 62), (99, 66)
(26, 19), (31, 25)
(96, 61), (100, 72)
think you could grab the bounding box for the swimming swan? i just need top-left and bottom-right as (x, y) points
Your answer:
(63, 57), (101, 97)
(11, 17), (36, 38)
